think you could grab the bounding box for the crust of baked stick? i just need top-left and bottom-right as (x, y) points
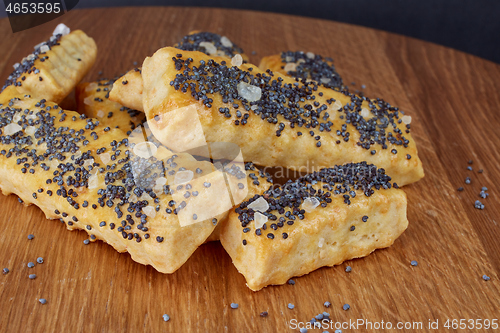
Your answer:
(140, 47), (424, 186)
(0, 90), (256, 273)
(220, 186), (408, 291)
(2, 30), (96, 104)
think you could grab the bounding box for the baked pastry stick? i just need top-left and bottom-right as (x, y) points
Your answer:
(1, 25), (97, 104)
(259, 51), (344, 90)
(109, 31), (249, 111)
(140, 47), (424, 186)
(0, 90), (262, 273)
(77, 79), (273, 242)
(75, 78), (145, 135)
(220, 162), (408, 291)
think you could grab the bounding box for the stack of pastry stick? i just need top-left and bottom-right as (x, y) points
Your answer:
(0, 25), (423, 290)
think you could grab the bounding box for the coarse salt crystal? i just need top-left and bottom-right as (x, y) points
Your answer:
(254, 212), (268, 229)
(139, 192), (153, 201)
(96, 110), (104, 118)
(85, 82), (98, 92)
(302, 197), (320, 212)
(25, 126), (36, 136)
(332, 100), (342, 110)
(27, 54), (35, 61)
(402, 115), (412, 124)
(284, 62), (297, 72)
(285, 56), (294, 62)
(237, 81), (262, 102)
(199, 42), (217, 55)
(248, 197), (269, 212)
(231, 54), (243, 67)
(133, 142), (157, 159)
(174, 170), (194, 184)
(13, 63), (20, 70)
(156, 177), (167, 186)
(100, 153), (110, 164)
(88, 174), (98, 189)
(83, 158), (94, 168)
(251, 105), (258, 111)
(318, 238), (325, 248)
(83, 97), (93, 106)
(320, 77), (331, 84)
(40, 45), (50, 53)
(53, 23), (70, 36)
(142, 205), (156, 218)
(220, 36), (233, 47)
(306, 52), (315, 59)
(3, 123), (22, 135)
(360, 108), (370, 118)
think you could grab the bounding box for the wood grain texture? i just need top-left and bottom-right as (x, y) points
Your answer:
(0, 7), (499, 332)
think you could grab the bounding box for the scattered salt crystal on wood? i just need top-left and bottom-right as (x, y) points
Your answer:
(133, 142), (157, 159)
(402, 115), (412, 124)
(174, 170), (194, 184)
(3, 123), (22, 135)
(220, 36), (233, 47)
(199, 42), (217, 55)
(302, 197), (320, 212)
(248, 197), (269, 212)
(237, 81), (262, 102)
(231, 54), (243, 67)
(254, 212), (268, 229)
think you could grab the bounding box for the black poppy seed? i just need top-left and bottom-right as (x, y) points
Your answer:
(345, 266), (352, 273)
(162, 314), (170, 322)
(483, 274), (490, 281)
(156, 236), (164, 243)
(288, 279), (295, 285)
(230, 303), (239, 309)
(410, 260), (418, 266)
(242, 239), (247, 245)
(255, 229), (262, 236)
(83, 239), (90, 245)
(288, 303), (295, 310)
(39, 298), (47, 304)
(457, 187), (464, 191)
(350, 225), (355, 231)
(468, 160), (473, 164)
(2, 268), (9, 274)
(342, 304), (350, 311)
(29, 274), (36, 279)
(324, 301), (331, 308)
(267, 233), (274, 239)
(362, 215), (368, 222)
(28, 234), (34, 240)
(28, 262), (35, 268)
(467, 166), (473, 171)
(282, 232), (288, 239)
(36, 257), (43, 264)
(260, 311), (268, 317)
(465, 177), (471, 184)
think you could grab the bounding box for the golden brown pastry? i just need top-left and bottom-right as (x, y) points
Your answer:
(140, 47), (424, 186)
(109, 31), (249, 111)
(0, 88), (262, 273)
(220, 162), (408, 291)
(259, 51), (344, 90)
(76, 78), (145, 135)
(1, 26), (97, 103)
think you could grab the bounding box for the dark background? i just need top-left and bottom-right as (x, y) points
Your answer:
(2, 0), (499, 64)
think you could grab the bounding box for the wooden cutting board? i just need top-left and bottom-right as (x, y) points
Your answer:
(0, 7), (499, 333)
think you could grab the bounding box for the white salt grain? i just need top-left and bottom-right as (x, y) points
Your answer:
(248, 197), (269, 212)
(100, 153), (110, 164)
(320, 77), (331, 84)
(96, 110), (104, 118)
(402, 115), (412, 124)
(302, 197), (320, 213)
(53, 23), (70, 36)
(284, 62), (297, 72)
(306, 52), (315, 59)
(220, 36), (233, 47)
(318, 238), (325, 248)
(199, 42), (217, 55)
(174, 170), (194, 184)
(3, 123), (22, 135)
(360, 108), (370, 118)
(231, 54), (243, 67)
(133, 142), (157, 159)
(142, 205), (156, 218)
(237, 81), (262, 102)
(254, 212), (268, 229)
(40, 45), (50, 53)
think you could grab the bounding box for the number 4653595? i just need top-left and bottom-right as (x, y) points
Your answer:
(5, 2), (62, 14)
(444, 319), (498, 330)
